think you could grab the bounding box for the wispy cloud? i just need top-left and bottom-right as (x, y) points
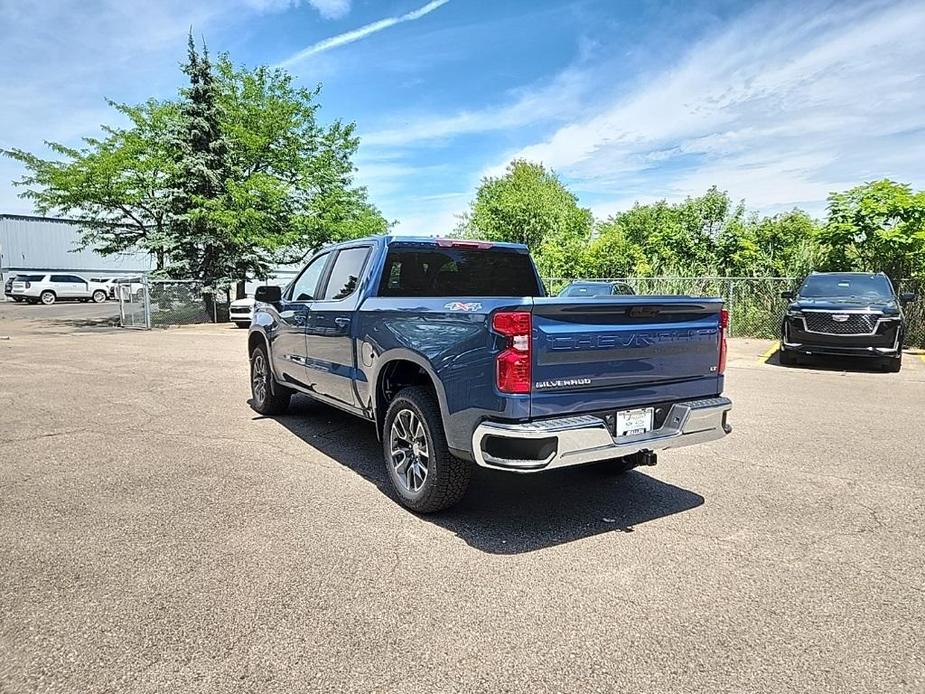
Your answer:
(278, 0), (450, 67)
(362, 67), (591, 147)
(488, 0), (925, 212)
(242, 0), (352, 20)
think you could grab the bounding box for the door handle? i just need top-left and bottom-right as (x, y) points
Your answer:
(334, 317), (351, 327)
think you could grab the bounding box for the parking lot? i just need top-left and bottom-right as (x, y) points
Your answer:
(1, 300), (924, 693)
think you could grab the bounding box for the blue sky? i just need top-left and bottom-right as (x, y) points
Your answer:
(1, 0), (924, 234)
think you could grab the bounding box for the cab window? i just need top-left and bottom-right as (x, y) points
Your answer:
(322, 247), (370, 301)
(289, 253), (329, 301)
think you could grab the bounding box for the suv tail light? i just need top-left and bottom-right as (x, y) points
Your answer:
(718, 308), (729, 375)
(25, 282), (31, 289)
(492, 311), (531, 394)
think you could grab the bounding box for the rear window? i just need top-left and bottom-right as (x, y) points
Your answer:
(378, 247), (541, 297)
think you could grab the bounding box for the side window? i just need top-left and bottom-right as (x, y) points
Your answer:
(289, 254), (329, 301)
(67, 276), (86, 283)
(50, 275), (69, 283)
(322, 247), (370, 301)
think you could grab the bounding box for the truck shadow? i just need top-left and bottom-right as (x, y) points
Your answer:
(270, 395), (705, 555)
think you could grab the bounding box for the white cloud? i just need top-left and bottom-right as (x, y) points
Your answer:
(488, 0), (925, 212)
(278, 0), (450, 67)
(362, 67), (590, 147)
(242, 0), (351, 19)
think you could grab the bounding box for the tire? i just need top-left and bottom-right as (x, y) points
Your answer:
(40, 291), (56, 305)
(249, 344), (292, 415)
(778, 347), (797, 366)
(92, 290), (107, 303)
(882, 355), (902, 373)
(383, 386), (472, 513)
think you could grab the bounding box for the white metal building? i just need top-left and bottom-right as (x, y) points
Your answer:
(1, 214), (154, 292)
(1, 213), (305, 299)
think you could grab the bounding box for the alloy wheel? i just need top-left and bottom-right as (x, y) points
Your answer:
(389, 408), (429, 493)
(251, 353), (268, 405)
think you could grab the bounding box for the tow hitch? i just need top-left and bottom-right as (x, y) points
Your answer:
(635, 451), (658, 467)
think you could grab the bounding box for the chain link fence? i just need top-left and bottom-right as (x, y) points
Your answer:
(543, 276), (925, 346)
(118, 277), (230, 329)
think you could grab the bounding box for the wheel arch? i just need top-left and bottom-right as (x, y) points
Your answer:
(373, 355), (447, 439)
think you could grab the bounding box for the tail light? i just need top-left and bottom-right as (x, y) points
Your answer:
(492, 311), (531, 394)
(718, 308), (729, 375)
(25, 282), (31, 289)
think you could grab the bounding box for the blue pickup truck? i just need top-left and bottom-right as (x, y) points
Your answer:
(248, 236), (732, 512)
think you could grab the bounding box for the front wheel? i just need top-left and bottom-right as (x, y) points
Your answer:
(882, 355), (902, 373)
(383, 387), (472, 513)
(249, 344), (292, 415)
(778, 347), (797, 366)
(92, 290), (107, 303)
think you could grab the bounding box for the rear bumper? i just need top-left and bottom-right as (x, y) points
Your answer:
(472, 397), (732, 472)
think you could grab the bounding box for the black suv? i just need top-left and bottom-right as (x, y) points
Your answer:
(779, 272), (917, 372)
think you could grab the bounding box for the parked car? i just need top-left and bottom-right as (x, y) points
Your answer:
(779, 271), (917, 372)
(8, 274), (110, 305)
(4, 274), (27, 302)
(230, 297), (256, 328)
(248, 236), (733, 512)
(112, 277), (146, 301)
(558, 280), (636, 297)
(90, 277), (118, 299)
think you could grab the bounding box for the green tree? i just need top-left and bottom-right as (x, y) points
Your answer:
(4, 99), (180, 269)
(166, 35), (231, 289)
(458, 160), (592, 250)
(4, 35), (389, 303)
(820, 180), (925, 280)
(752, 210), (822, 276)
(210, 55), (387, 273)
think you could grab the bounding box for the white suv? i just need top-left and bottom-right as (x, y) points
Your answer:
(9, 274), (110, 305)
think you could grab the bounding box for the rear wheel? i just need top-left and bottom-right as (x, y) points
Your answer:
(383, 387), (471, 513)
(249, 344), (292, 415)
(40, 291), (56, 305)
(92, 290), (107, 303)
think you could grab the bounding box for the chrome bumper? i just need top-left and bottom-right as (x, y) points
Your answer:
(472, 397), (733, 472)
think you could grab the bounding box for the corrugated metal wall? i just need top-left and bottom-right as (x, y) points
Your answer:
(0, 215), (154, 274)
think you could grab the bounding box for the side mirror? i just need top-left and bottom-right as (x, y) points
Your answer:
(780, 290), (795, 300)
(255, 285), (282, 303)
(899, 292), (917, 304)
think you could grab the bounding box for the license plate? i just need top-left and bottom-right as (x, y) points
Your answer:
(616, 407), (654, 437)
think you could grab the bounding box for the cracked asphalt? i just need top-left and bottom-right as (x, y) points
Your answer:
(1, 301), (924, 693)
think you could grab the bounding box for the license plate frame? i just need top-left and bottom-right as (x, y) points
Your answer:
(615, 407), (654, 437)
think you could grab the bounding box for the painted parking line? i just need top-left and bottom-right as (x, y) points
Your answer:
(757, 342), (779, 363)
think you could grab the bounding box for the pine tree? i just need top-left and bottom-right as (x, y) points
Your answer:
(167, 33), (232, 308)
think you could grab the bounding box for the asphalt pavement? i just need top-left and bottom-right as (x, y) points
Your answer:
(1, 301), (923, 693)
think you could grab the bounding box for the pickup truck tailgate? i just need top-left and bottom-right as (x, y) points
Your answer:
(530, 296), (724, 417)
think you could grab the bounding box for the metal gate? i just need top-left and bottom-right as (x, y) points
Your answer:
(118, 277), (229, 328)
(118, 276), (151, 329)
